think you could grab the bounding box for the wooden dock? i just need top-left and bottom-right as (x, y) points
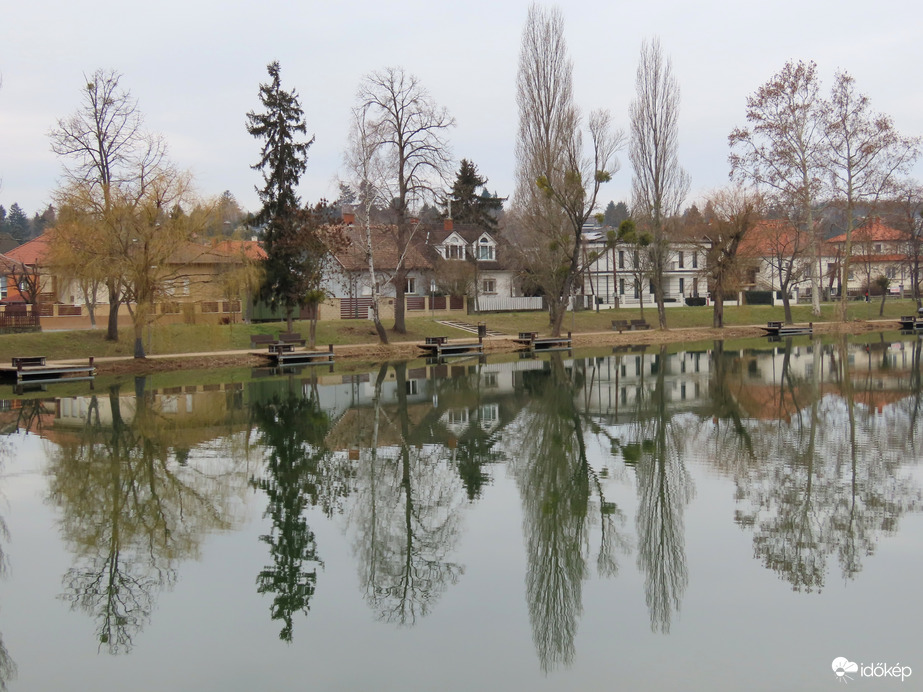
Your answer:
(418, 338), (484, 358)
(0, 356), (96, 386)
(761, 321), (813, 337)
(513, 332), (573, 353)
(898, 315), (923, 330)
(255, 343), (335, 366)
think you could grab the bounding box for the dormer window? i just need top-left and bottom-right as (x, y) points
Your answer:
(477, 237), (495, 261)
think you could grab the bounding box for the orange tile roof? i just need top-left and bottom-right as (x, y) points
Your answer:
(210, 239), (266, 261)
(737, 220), (808, 258)
(828, 218), (909, 244)
(5, 233), (52, 266)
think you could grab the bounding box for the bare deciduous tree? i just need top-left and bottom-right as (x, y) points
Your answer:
(355, 67), (454, 334)
(344, 106), (391, 344)
(701, 186), (763, 328)
(729, 60), (827, 316)
(513, 4), (622, 336)
(823, 71), (921, 320)
(50, 69), (166, 341)
(629, 37), (689, 330)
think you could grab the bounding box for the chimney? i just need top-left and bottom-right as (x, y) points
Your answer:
(444, 218), (453, 231)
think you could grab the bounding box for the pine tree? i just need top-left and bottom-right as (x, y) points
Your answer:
(7, 203), (29, 243)
(445, 159), (503, 229)
(246, 61), (315, 330)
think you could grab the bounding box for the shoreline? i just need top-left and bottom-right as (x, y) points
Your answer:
(83, 319), (897, 376)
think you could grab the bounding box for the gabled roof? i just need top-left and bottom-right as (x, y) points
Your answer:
(737, 220), (807, 258)
(210, 239), (266, 261)
(429, 223), (497, 245)
(5, 233), (51, 266)
(332, 224), (439, 273)
(828, 218), (909, 244)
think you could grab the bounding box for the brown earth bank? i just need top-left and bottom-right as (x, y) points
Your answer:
(89, 319), (892, 377)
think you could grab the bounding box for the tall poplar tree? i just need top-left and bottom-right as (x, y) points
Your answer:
(247, 61), (315, 330)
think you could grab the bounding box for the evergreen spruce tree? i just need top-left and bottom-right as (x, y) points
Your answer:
(445, 159), (503, 230)
(7, 203), (30, 243)
(246, 61), (315, 330)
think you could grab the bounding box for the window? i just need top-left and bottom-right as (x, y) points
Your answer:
(875, 243), (882, 252)
(886, 266), (897, 279)
(678, 251), (684, 268)
(618, 250), (625, 269)
(481, 278), (497, 294)
(692, 252), (698, 269)
(405, 380), (418, 395)
(649, 279), (655, 294)
(619, 278), (625, 295)
(405, 278), (416, 294)
(0, 276), (6, 298)
(679, 278), (685, 296)
(477, 238), (495, 260)
(446, 244), (464, 259)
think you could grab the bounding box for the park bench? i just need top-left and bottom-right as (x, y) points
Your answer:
(278, 332), (307, 346)
(425, 336), (448, 345)
(518, 331), (538, 340)
(250, 334), (275, 348)
(612, 320), (630, 333)
(630, 319), (651, 330)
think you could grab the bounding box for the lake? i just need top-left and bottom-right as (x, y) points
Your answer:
(0, 333), (921, 691)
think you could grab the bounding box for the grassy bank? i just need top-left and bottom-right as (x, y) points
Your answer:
(0, 298), (917, 362)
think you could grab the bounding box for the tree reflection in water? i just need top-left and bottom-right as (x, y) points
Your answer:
(728, 337), (923, 591)
(0, 433), (16, 689)
(349, 363), (466, 626)
(251, 376), (347, 641)
(508, 354), (627, 672)
(47, 379), (246, 653)
(628, 347), (694, 634)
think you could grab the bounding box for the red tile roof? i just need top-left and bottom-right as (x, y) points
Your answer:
(737, 220), (808, 258)
(828, 218), (909, 244)
(5, 233), (52, 266)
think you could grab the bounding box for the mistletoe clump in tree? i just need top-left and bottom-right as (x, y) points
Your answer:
(247, 61), (316, 331)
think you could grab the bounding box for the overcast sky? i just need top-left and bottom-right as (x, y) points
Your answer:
(2, 0), (922, 219)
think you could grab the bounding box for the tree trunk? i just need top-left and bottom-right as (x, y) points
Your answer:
(712, 293), (724, 328)
(309, 316), (317, 349)
(879, 292), (887, 316)
(133, 323), (146, 359)
(393, 270), (407, 334)
(106, 278), (121, 341)
(781, 291), (793, 324)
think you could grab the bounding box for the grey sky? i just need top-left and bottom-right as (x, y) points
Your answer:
(2, 0), (921, 218)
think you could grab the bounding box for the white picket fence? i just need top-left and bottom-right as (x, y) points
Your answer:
(475, 296), (544, 312)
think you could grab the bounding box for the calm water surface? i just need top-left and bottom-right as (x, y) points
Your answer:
(1, 334), (922, 691)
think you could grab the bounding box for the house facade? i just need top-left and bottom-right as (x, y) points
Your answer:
(580, 225), (705, 307)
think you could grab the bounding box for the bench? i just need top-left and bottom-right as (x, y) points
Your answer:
(425, 336), (448, 345)
(518, 331), (538, 340)
(12, 356), (46, 368)
(268, 342), (295, 354)
(612, 320), (630, 333)
(630, 319), (650, 330)
(250, 334), (275, 348)
(278, 332), (307, 346)
(767, 321), (783, 329)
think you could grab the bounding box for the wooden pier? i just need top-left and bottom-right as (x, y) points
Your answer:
(898, 315), (923, 331)
(255, 343), (335, 366)
(761, 321), (813, 337)
(513, 332), (573, 353)
(418, 337), (484, 358)
(0, 356), (96, 386)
